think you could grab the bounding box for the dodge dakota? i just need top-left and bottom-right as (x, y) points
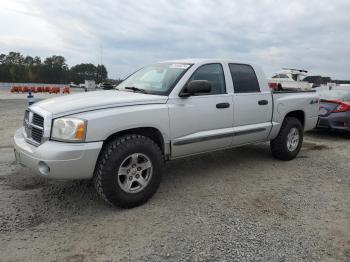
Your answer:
(14, 59), (319, 207)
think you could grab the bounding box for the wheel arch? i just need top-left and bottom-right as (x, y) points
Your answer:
(284, 110), (305, 127)
(103, 127), (168, 156)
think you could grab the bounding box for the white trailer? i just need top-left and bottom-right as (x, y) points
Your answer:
(84, 80), (96, 92)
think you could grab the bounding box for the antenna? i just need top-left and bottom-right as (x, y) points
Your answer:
(100, 45), (103, 66)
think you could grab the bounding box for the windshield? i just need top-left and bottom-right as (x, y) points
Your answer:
(317, 89), (350, 101)
(118, 63), (192, 95)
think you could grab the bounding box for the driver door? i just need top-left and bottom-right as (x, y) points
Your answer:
(169, 63), (234, 158)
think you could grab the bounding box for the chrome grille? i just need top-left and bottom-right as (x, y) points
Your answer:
(31, 127), (43, 143)
(32, 114), (44, 127)
(24, 110), (44, 146)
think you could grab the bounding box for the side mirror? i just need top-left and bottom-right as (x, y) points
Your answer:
(180, 80), (211, 97)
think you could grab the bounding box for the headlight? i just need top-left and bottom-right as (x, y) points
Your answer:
(51, 118), (87, 142)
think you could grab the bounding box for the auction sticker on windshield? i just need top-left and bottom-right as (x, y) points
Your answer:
(169, 64), (190, 69)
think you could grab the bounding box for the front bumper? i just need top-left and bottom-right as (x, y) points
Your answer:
(14, 127), (103, 179)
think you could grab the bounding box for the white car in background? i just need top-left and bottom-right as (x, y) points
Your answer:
(269, 68), (312, 91)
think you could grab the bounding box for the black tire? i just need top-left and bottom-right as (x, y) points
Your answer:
(270, 117), (303, 161)
(345, 131), (350, 139)
(93, 135), (164, 208)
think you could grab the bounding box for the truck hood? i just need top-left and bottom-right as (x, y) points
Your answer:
(31, 90), (168, 117)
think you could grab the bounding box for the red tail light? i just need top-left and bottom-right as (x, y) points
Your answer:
(268, 82), (278, 89)
(332, 101), (350, 113)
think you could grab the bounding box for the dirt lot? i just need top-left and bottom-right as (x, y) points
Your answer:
(0, 97), (349, 262)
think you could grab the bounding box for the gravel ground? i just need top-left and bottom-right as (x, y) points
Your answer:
(0, 98), (349, 262)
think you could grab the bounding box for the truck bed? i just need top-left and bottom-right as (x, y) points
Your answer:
(268, 89), (320, 140)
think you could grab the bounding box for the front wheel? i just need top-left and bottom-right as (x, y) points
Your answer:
(94, 135), (164, 208)
(270, 117), (303, 161)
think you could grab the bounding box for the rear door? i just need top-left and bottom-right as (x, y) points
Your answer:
(229, 63), (272, 146)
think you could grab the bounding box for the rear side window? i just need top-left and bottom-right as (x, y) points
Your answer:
(188, 63), (226, 95)
(229, 63), (260, 93)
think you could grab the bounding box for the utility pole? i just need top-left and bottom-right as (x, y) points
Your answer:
(99, 45), (103, 83)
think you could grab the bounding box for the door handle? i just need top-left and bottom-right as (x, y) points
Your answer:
(258, 100), (268, 105)
(216, 103), (230, 109)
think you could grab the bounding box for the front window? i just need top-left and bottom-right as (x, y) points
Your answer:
(118, 63), (192, 95)
(188, 63), (226, 95)
(291, 74), (298, 81)
(272, 74), (288, 79)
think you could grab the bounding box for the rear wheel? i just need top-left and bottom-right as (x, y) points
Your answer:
(94, 135), (164, 208)
(270, 117), (303, 160)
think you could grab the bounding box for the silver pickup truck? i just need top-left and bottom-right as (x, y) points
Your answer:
(14, 59), (319, 207)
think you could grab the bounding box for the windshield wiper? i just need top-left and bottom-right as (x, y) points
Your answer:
(124, 86), (148, 94)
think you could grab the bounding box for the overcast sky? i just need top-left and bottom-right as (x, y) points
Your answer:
(1, 0), (350, 79)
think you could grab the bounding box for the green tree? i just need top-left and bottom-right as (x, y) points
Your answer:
(24, 56), (34, 66)
(0, 54), (6, 64)
(0, 52), (108, 84)
(70, 63), (107, 83)
(5, 52), (24, 65)
(42, 55), (69, 83)
(96, 64), (108, 82)
(33, 56), (41, 65)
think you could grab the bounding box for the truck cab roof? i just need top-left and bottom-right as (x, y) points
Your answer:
(160, 58), (258, 67)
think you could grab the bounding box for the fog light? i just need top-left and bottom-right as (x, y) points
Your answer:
(38, 161), (50, 175)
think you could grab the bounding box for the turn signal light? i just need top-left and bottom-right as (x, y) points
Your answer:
(74, 123), (85, 140)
